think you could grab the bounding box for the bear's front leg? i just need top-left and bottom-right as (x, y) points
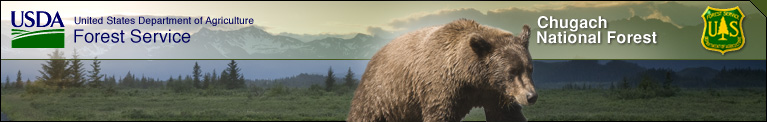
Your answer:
(421, 105), (466, 122)
(420, 92), (467, 122)
(483, 103), (527, 122)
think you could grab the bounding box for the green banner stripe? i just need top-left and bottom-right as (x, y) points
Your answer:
(5, 58), (761, 60)
(11, 33), (65, 48)
(13, 29), (64, 39)
(11, 29), (30, 33)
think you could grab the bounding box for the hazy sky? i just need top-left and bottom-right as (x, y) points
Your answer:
(1, 1), (720, 35)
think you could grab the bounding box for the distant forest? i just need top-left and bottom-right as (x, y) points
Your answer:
(533, 60), (766, 88)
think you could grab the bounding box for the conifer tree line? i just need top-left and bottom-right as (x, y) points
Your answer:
(19, 49), (115, 90)
(2, 70), (27, 89)
(6, 49), (359, 93)
(322, 67), (358, 92)
(12, 49), (247, 91)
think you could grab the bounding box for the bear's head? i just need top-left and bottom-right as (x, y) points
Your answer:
(451, 19), (537, 106)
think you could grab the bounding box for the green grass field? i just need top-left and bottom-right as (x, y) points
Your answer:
(464, 89), (767, 121)
(1, 88), (353, 121)
(2, 88), (765, 121)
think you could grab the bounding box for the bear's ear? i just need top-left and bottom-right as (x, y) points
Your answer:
(469, 33), (492, 57)
(517, 25), (531, 48)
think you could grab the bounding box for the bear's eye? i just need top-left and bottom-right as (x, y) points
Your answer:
(508, 66), (523, 76)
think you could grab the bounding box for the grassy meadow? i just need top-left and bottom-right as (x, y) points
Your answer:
(464, 88), (766, 121)
(1, 88), (765, 121)
(1, 88), (354, 121)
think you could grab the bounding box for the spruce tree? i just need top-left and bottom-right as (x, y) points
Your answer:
(220, 69), (228, 89)
(39, 49), (69, 89)
(121, 71), (134, 88)
(344, 67), (355, 88)
(4, 76), (10, 89)
(166, 76), (175, 90)
(203, 73), (211, 89)
(325, 67), (335, 92)
(193, 62), (202, 89)
(211, 69), (218, 89)
(16, 70), (23, 89)
(106, 75), (117, 87)
(178, 75), (184, 86)
(88, 57), (103, 88)
(25, 79), (31, 89)
(69, 49), (85, 88)
(141, 75), (148, 89)
(224, 60), (243, 89)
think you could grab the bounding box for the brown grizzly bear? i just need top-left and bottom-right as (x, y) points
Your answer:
(348, 19), (537, 122)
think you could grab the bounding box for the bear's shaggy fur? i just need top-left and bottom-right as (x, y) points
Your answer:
(348, 19), (537, 122)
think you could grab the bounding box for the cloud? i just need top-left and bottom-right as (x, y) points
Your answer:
(556, 1), (646, 9)
(366, 26), (394, 38)
(643, 6), (681, 28)
(388, 8), (486, 29)
(277, 32), (358, 42)
(524, 1), (648, 12)
(488, 1), (650, 14)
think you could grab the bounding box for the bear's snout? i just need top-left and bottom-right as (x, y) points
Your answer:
(526, 92), (538, 105)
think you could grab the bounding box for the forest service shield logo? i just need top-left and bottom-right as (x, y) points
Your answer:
(701, 6), (745, 55)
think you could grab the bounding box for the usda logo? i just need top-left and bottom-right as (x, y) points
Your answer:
(10, 11), (65, 48)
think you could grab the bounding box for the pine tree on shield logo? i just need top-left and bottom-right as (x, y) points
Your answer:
(701, 6), (745, 55)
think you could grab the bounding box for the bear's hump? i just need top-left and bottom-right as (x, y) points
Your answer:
(442, 18), (482, 32)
